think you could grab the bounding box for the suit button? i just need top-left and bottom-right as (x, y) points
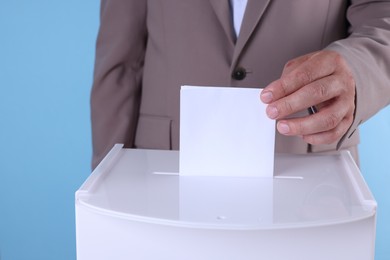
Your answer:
(232, 67), (246, 80)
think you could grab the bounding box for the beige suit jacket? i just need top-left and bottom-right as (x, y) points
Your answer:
(91, 0), (390, 168)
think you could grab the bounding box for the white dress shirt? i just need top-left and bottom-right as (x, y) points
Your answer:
(230, 0), (248, 37)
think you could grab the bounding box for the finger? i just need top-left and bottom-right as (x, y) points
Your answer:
(281, 52), (318, 77)
(265, 75), (344, 119)
(261, 54), (314, 104)
(275, 97), (354, 136)
(302, 116), (354, 145)
(261, 51), (337, 103)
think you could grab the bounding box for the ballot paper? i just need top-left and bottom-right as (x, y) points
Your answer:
(180, 86), (275, 177)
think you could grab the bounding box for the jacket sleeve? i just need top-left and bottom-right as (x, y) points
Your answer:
(90, 0), (147, 169)
(326, 0), (390, 149)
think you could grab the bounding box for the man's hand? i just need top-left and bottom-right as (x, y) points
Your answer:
(260, 50), (356, 145)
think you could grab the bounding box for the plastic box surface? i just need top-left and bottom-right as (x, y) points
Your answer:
(75, 145), (376, 260)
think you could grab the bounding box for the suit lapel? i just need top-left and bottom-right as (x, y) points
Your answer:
(208, 0), (235, 47)
(232, 0), (271, 68)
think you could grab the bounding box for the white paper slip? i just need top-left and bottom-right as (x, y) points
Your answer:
(179, 85), (275, 177)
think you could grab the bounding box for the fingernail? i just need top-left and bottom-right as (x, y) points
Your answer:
(267, 106), (279, 119)
(277, 122), (290, 134)
(261, 91), (273, 103)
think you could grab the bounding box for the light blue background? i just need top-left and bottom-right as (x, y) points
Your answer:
(0, 1), (389, 260)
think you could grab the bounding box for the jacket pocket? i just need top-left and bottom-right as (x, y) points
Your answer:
(134, 114), (172, 149)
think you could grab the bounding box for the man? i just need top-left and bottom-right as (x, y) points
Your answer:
(91, 0), (390, 169)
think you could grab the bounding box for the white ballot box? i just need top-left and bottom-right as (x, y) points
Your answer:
(75, 144), (377, 260)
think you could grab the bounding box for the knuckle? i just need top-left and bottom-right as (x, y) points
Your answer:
(282, 100), (294, 114)
(334, 55), (342, 66)
(339, 77), (355, 96)
(291, 121), (305, 135)
(328, 132), (340, 144)
(319, 82), (329, 97)
(332, 51), (343, 66)
(333, 53), (356, 88)
(330, 128), (343, 143)
(345, 73), (355, 87)
(324, 113), (340, 129)
(328, 123), (347, 144)
(284, 60), (296, 70)
(312, 81), (328, 98)
(295, 70), (312, 85)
